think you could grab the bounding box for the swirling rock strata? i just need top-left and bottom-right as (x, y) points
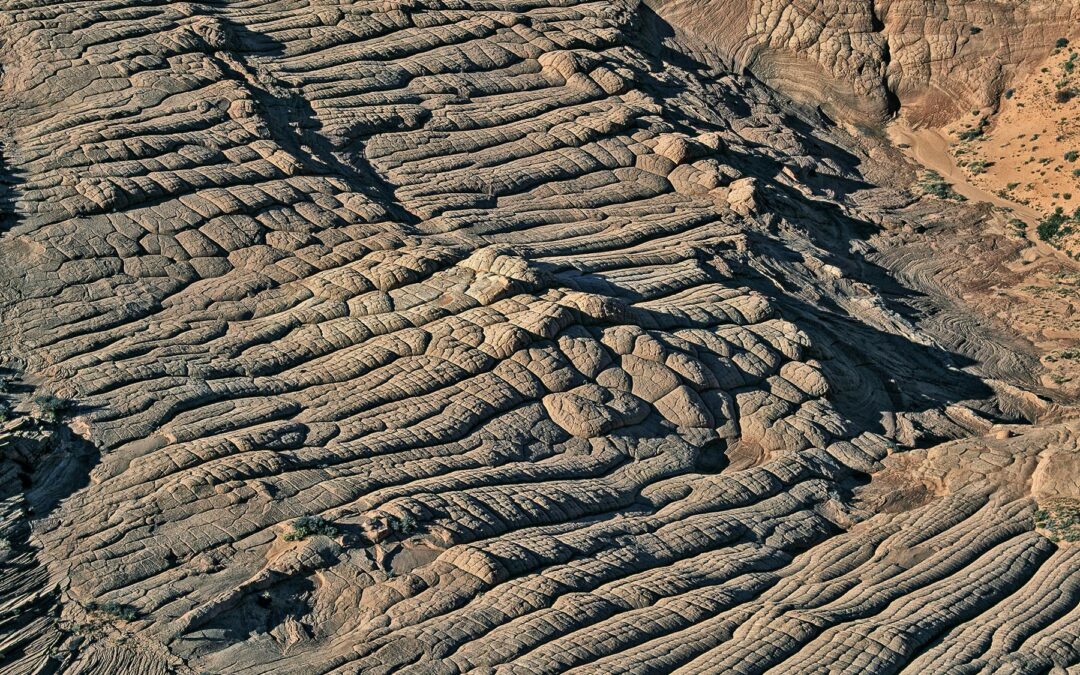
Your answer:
(0, 1), (1076, 673)
(648, 0), (1080, 123)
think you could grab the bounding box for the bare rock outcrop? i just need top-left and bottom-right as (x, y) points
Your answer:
(0, 0), (1075, 673)
(648, 0), (1080, 123)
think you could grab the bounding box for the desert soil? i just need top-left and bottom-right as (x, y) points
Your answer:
(944, 41), (1080, 257)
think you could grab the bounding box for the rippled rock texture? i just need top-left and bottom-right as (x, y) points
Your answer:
(0, 1), (1077, 673)
(649, 0), (1080, 123)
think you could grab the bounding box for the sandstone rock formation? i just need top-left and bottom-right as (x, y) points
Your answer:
(648, 0), (1080, 123)
(0, 0), (1076, 673)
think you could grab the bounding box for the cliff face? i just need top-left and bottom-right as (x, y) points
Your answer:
(0, 1), (1078, 673)
(648, 0), (1080, 123)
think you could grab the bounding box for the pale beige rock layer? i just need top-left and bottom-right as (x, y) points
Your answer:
(0, 1), (1076, 673)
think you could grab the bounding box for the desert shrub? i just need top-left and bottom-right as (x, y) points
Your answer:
(31, 394), (71, 422)
(1037, 207), (1069, 240)
(960, 115), (990, 141)
(967, 160), (991, 175)
(284, 515), (338, 541)
(391, 513), (418, 536)
(87, 601), (138, 621)
(1034, 498), (1080, 542)
(1056, 37), (1070, 49)
(1065, 150), (1079, 162)
(917, 171), (966, 201)
(1003, 88), (1014, 99)
(1056, 88), (1075, 103)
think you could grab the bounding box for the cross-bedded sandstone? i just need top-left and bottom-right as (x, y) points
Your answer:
(0, 1), (1076, 673)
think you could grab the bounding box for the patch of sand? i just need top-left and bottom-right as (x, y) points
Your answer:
(888, 120), (1040, 217)
(945, 40), (1080, 256)
(887, 119), (1057, 257)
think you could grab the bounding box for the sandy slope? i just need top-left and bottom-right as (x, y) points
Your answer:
(942, 41), (1080, 257)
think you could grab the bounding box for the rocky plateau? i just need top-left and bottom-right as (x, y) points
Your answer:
(0, 0), (1078, 673)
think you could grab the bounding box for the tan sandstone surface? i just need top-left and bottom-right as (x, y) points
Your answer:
(0, 1), (1078, 674)
(648, 0), (1080, 125)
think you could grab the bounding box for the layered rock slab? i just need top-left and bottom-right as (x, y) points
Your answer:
(0, 0), (1075, 673)
(648, 0), (1080, 123)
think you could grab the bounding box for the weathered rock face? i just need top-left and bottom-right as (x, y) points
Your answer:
(0, 1), (1077, 673)
(648, 0), (1080, 123)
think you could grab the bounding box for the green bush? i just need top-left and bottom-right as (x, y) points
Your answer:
(1065, 151), (1079, 162)
(284, 516), (338, 541)
(1034, 498), (1080, 542)
(917, 171), (966, 201)
(1056, 38), (1070, 49)
(31, 394), (72, 422)
(1037, 207), (1069, 241)
(87, 601), (138, 621)
(391, 513), (418, 536)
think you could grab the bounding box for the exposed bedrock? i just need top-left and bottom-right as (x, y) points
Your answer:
(0, 0), (1075, 673)
(647, 0), (1080, 124)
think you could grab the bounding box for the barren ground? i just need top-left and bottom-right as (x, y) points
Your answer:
(943, 40), (1080, 257)
(0, 1), (1078, 673)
